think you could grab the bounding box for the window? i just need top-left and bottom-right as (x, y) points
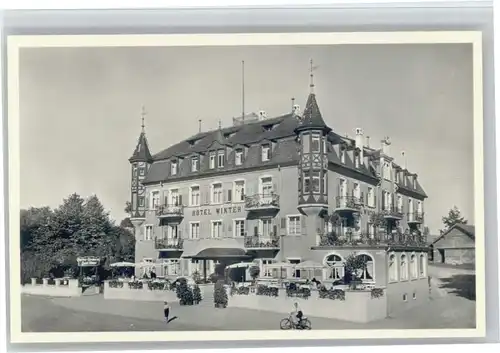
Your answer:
(403, 294), (408, 302)
(170, 189), (180, 206)
(412, 292), (416, 300)
(261, 177), (273, 196)
(367, 187), (375, 207)
(356, 254), (374, 281)
(261, 144), (271, 161)
(190, 222), (200, 239)
(417, 201), (423, 214)
(166, 225), (178, 239)
(211, 221), (222, 238)
(303, 134), (310, 153)
(355, 153), (360, 168)
(144, 225), (153, 240)
(303, 172), (311, 193)
(139, 167), (145, 176)
(235, 149), (243, 166)
(132, 164), (138, 176)
(190, 186), (200, 206)
(211, 183), (223, 204)
(217, 150), (225, 168)
(209, 152), (216, 169)
(312, 171), (320, 193)
(410, 254), (418, 279)
(400, 254), (408, 281)
(340, 149), (346, 163)
(383, 162), (391, 180)
(259, 219), (273, 237)
(138, 196), (145, 207)
(353, 183), (361, 199)
(397, 195), (403, 212)
(323, 138), (327, 153)
(151, 191), (160, 210)
(234, 180), (245, 202)
(171, 160), (178, 175)
(163, 259), (180, 276)
(323, 170), (327, 194)
(289, 259), (301, 278)
(287, 215), (301, 235)
(413, 177), (417, 189)
(262, 259), (275, 277)
(419, 254), (426, 277)
(234, 220), (245, 237)
(388, 254), (398, 282)
(325, 254), (344, 280)
(191, 156), (199, 172)
(311, 134), (320, 152)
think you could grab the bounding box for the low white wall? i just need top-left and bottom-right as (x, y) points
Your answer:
(103, 281), (179, 302)
(22, 278), (81, 297)
(227, 288), (387, 323)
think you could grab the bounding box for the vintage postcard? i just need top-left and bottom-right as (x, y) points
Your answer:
(7, 31), (485, 344)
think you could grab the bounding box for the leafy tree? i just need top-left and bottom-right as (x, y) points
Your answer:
(124, 201), (132, 214)
(441, 206), (467, 232)
(248, 265), (260, 282)
(120, 217), (134, 229)
(343, 252), (367, 289)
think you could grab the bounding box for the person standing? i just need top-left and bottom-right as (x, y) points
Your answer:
(163, 301), (170, 323)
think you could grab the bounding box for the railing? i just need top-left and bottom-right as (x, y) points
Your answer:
(381, 206), (404, 219)
(155, 238), (184, 250)
(244, 193), (280, 210)
(244, 234), (280, 248)
(407, 212), (424, 223)
(155, 204), (184, 218)
(318, 231), (427, 247)
(335, 196), (363, 210)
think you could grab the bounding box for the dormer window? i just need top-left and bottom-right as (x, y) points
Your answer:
(263, 124), (274, 131)
(354, 153), (360, 169)
(171, 160), (178, 175)
(217, 150), (225, 168)
(235, 149), (243, 166)
(191, 156), (199, 172)
(413, 177), (417, 189)
(340, 149), (346, 164)
(261, 144), (271, 162)
(311, 133), (321, 152)
(209, 152), (216, 169)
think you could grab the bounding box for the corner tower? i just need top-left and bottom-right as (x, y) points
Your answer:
(295, 60), (331, 245)
(128, 106), (153, 233)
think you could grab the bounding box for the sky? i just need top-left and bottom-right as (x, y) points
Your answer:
(19, 43), (474, 234)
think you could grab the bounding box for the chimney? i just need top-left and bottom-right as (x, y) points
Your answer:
(355, 128), (364, 165)
(381, 136), (391, 156)
(292, 104), (301, 117)
(401, 151), (407, 170)
(259, 110), (267, 120)
(364, 154), (370, 167)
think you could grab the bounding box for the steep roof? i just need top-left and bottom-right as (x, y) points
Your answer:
(129, 132), (153, 163)
(432, 223), (475, 245)
(295, 93), (332, 134)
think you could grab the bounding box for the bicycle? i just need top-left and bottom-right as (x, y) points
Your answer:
(279, 314), (312, 330)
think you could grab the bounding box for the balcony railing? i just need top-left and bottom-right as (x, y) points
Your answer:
(381, 206), (404, 220)
(335, 196), (363, 211)
(245, 193), (280, 210)
(407, 212), (424, 223)
(318, 230), (427, 247)
(155, 204), (184, 218)
(155, 238), (184, 250)
(244, 234), (280, 249)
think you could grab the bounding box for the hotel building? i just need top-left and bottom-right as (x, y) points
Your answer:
(128, 78), (430, 309)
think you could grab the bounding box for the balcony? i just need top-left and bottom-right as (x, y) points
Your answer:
(244, 234), (280, 249)
(407, 212), (424, 224)
(381, 206), (404, 220)
(335, 196), (363, 212)
(155, 204), (184, 219)
(245, 193), (280, 211)
(317, 230), (427, 248)
(155, 238), (184, 250)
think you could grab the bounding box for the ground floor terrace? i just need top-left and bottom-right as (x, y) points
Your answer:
(20, 264), (476, 332)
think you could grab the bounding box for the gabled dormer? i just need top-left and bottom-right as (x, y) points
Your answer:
(232, 143), (248, 166)
(259, 138), (274, 162)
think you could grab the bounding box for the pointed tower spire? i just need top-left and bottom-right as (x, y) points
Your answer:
(129, 106), (153, 163)
(309, 59), (315, 94)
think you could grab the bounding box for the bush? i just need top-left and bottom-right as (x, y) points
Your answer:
(214, 280), (228, 308)
(256, 284), (279, 297)
(192, 271), (202, 284)
(147, 281), (166, 290)
(109, 280), (123, 288)
(370, 288), (384, 299)
(128, 281), (143, 289)
(193, 285), (202, 304)
(318, 288), (345, 301)
(176, 279), (194, 305)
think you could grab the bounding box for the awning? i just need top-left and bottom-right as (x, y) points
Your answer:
(294, 260), (325, 269)
(183, 247), (250, 260)
(110, 262), (136, 268)
(227, 262), (256, 269)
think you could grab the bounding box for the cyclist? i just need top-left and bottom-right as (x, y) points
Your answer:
(292, 302), (304, 328)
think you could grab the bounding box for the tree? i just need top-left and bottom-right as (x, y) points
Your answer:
(120, 217), (134, 229)
(248, 265), (260, 282)
(124, 201), (132, 214)
(442, 206), (467, 231)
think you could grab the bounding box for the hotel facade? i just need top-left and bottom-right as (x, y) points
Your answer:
(128, 84), (430, 310)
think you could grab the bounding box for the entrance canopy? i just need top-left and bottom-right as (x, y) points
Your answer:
(184, 247), (250, 260)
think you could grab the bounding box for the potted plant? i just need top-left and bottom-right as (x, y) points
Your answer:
(343, 253), (367, 290)
(193, 284), (202, 304)
(248, 265), (260, 284)
(213, 280), (228, 308)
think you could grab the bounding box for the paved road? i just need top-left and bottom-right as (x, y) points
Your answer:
(21, 264), (476, 332)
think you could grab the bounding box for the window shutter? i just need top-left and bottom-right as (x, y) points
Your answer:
(273, 225), (278, 236)
(254, 226), (259, 236)
(227, 189), (232, 202)
(281, 217), (286, 229)
(360, 191), (364, 203)
(178, 195), (183, 206)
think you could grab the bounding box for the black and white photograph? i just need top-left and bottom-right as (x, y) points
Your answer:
(6, 31), (485, 343)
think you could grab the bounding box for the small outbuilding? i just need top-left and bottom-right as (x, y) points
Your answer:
(431, 224), (475, 265)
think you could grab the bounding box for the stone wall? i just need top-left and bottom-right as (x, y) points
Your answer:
(21, 278), (81, 297)
(103, 281), (180, 302)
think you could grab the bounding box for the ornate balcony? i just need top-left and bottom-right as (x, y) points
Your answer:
(155, 238), (184, 250)
(155, 204), (184, 219)
(381, 206), (404, 220)
(244, 234), (280, 249)
(317, 230), (427, 248)
(335, 196), (363, 212)
(244, 193), (280, 211)
(407, 212), (424, 224)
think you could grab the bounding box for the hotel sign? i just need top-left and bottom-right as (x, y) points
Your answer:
(192, 204), (244, 217)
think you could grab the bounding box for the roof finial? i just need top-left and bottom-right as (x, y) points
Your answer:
(291, 97), (295, 111)
(309, 59), (315, 94)
(140, 105), (147, 133)
(242, 60), (245, 123)
(198, 119), (202, 133)
(218, 119), (222, 130)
